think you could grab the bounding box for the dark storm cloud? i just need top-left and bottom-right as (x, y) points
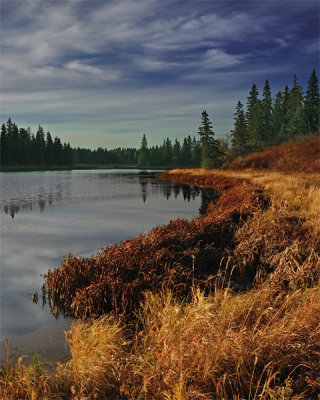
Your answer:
(1, 0), (318, 147)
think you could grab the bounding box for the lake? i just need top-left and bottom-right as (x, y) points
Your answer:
(0, 169), (203, 340)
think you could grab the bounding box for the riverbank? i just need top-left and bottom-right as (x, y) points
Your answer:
(1, 139), (319, 398)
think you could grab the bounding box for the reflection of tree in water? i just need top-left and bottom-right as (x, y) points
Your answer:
(138, 177), (202, 206)
(199, 188), (220, 216)
(138, 173), (150, 203)
(3, 200), (44, 218)
(173, 184), (180, 198)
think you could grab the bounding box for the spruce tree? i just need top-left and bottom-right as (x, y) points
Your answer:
(198, 110), (221, 169)
(286, 75), (305, 136)
(138, 134), (149, 166)
(280, 85), (290, 136)
(261, 80), (272, 141)
(191, 136), (202, 166)
(163, 137), (173, 165)
(46, 132), (54, 165)
(181, 136), (192, 166)
(304, 69), (319, 133)
(173, 139), (181, 165)
(230, 100), (248, 156)
(0, 123), (7, 166)
(271, 91), (283, 138)
(246, 84), (261, 146)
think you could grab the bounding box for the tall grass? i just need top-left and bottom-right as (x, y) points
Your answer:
(2, 287), (319, 399)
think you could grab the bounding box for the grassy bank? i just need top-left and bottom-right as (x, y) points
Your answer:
(1, 138), (319, 399)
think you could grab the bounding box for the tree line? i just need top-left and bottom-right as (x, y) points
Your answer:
(229, 69), (319, 157)
(1, 69), (318, 169)
(0, 119), (203, 168)
(0, 120), (73, 167)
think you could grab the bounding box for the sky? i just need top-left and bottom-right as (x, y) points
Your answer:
(0, 0), (319, 149)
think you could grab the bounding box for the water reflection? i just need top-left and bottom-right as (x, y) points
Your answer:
(199, 188), (220, 216)
(2, 172), (220, 218)
(2, 172), (208, 218)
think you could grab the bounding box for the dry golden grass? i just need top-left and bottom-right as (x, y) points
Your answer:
(121, 288), (320, 399)
(2, 287), (319, 399)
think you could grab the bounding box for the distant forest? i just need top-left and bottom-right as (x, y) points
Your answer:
(0, 119), (203, 168)
(1, 69), (318, 169)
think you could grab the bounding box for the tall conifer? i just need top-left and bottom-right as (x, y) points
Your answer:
(304, 69), (319, 133)
(261, 80), (272, 141)
(230, 101), (247, 156)
(198, 110), (221, 169)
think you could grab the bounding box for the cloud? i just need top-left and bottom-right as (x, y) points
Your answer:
(1, 0), (318, 148)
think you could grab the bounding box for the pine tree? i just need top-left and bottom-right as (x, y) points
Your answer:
(35, 125), (46, 165)
(261, 80), (272, 141)
(246, 84), (261, 146)
(198, 110), (221, 169)
(280, 85), (290, 136)
(286, 75), (305, 136)
(181, 136), (192, 166)
(53, 136), (63, 165)
(138, 134), (149, 166)
(191, 136), (202, 166)
(230, 101), (248, 156)
(163, 137), (173, 165)
(173, 139), (181, 165)
(271, 91), (283, 138)
(0, 123), (7, 166)
(304, 69), (319, 133)
(45, 132), (54, 165)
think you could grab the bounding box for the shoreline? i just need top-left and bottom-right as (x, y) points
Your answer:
(0, 165), (171, 172)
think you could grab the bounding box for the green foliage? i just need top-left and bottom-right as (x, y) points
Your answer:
(304, 69), (319, 133)
(230, 69), (319, 159)
(198, 110), (222, 169)
(230, 101), (248, 156)
(138, 133), (149, 166)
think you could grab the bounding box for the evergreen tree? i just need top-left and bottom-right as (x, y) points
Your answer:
(230, 100), (248, 156)
(192, 136), (202, 166)
(35, 125), (46, 165)
(53, 136), (63, 165)
(173, 139), (181, 165)
(286, 75), (305, 136)
(45, 132), (54, 165)
(261, 80), (272, 141)
(271, 91), (283, 138)
(246, 84), (261, 146)
(181, 136), (192, 166)
(280, 84), (290, 136)
(138, 134), (149, 166)
(0, 124), (7, 166)
(198, 110), (221, 169)
(304, 69), (319, 133)
(164, 137), (173, 164)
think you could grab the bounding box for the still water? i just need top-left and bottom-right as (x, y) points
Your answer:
(0, 169), (203, 339)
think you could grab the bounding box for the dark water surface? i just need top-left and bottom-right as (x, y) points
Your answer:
(0, 169), (204, 339)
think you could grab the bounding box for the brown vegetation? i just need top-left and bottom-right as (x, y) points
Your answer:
(42, 174), (258, 321)
(226, 136), (320, 173)
(1, 138), (319, 399)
